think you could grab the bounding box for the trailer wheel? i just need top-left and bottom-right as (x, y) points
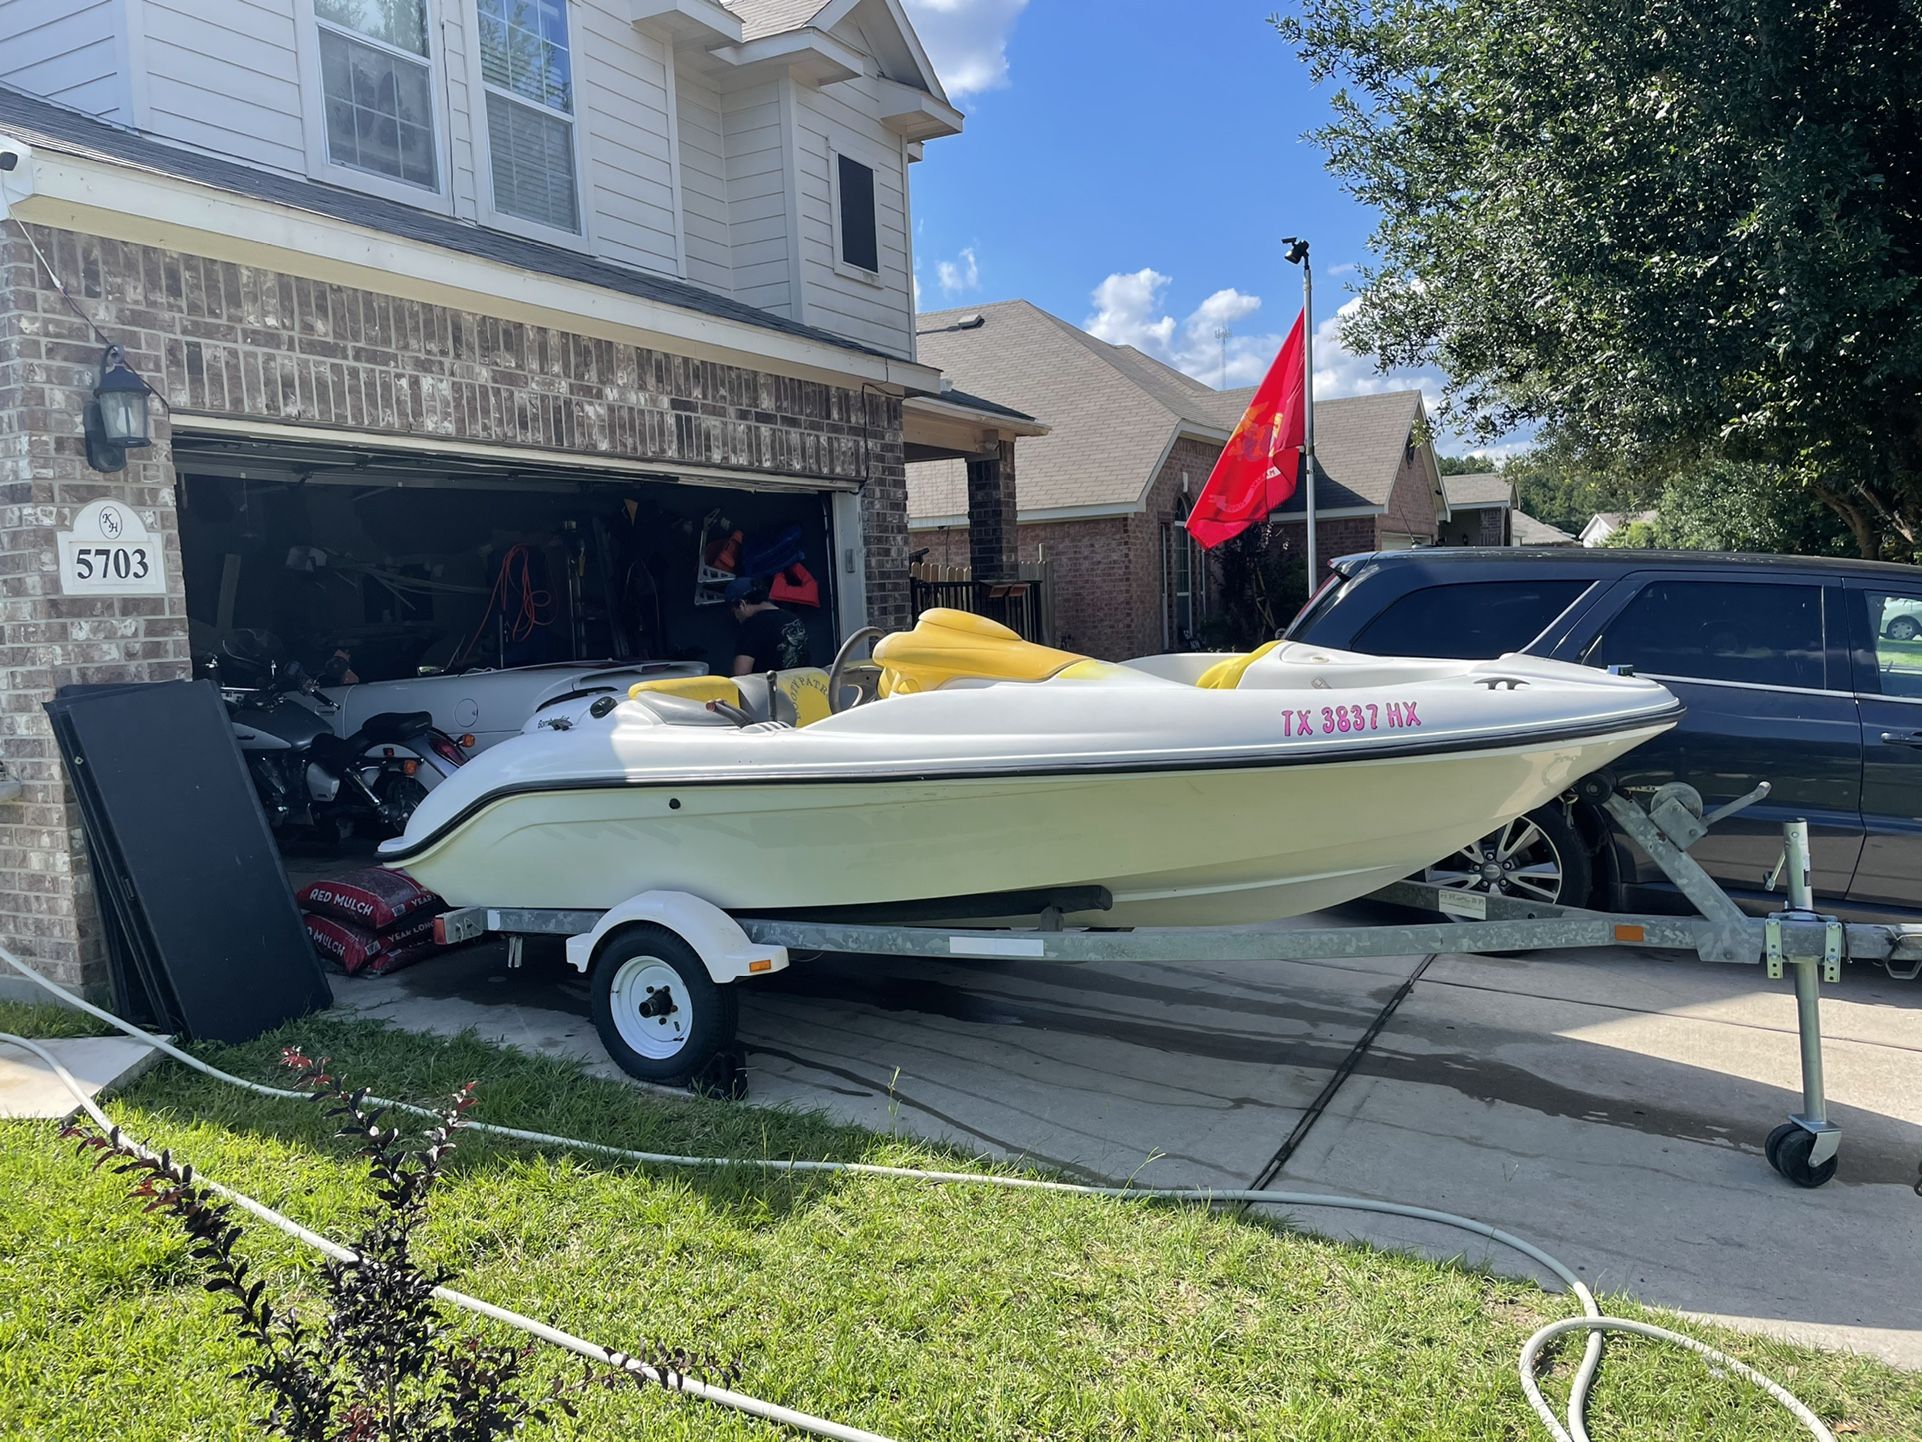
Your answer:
(590, 925), (739, 1085)
(1767, 1122), (1838, 1189)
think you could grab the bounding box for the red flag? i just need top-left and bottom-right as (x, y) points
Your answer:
(1186, 309), (1306, 549)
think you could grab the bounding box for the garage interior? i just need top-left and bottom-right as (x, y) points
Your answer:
(172, 430), (846, 687)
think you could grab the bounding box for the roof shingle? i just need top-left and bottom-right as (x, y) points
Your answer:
(1442, 472), (1513, 509)
(726, 0), (830, 40)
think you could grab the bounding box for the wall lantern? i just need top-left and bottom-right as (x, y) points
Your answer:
(84, 345), (153, 473)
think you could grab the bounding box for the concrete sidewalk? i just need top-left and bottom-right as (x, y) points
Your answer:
(328, 920), (1922, 1367)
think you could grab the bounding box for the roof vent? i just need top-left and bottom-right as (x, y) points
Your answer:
(955, 312), (985, 329)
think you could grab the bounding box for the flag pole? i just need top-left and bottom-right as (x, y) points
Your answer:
(1283, 236), (1318, 585)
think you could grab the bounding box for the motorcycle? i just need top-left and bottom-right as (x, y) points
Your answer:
(212, 632), (465, 844)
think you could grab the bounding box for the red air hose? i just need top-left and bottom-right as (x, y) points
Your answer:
(454, 544), (554, 667)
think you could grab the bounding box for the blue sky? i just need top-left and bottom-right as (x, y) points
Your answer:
(901, 0), (1514, 456)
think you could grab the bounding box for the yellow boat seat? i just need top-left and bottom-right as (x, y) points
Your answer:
(629, 670), (835, 727)
(872, 608), (1090, 696)
(629, 674), (742, 706)
(1194, 639), (1284, 690)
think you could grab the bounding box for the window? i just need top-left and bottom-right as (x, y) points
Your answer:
(1858, 591), (1922, 698)
(1351, 579), (1590, 659)
(1585, 579), (1825, 689)
(315, 0), (439, 190)
(477, 0), (580, 233)
(836, 153), (879, 274)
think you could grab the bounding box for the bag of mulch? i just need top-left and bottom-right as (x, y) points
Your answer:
(297, 868), (445, 932)
(304, 913), (439, 978)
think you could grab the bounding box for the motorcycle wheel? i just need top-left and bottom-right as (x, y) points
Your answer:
(357, 773), (429, 839)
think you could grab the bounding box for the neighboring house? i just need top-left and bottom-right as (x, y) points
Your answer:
(0, 0), (1041, 999)
(1436, 472), (1577, 547)
(908, 299), (1445, 659)
(1511, 510), (1578, 546)
(1438, 472), (1512, 546)
(1581, 510), (1658, 546)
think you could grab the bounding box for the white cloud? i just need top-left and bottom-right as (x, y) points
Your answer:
(903, 0), (1030, 98)
(935, 245), (981, 295)
(1083, 269), (1519, 452)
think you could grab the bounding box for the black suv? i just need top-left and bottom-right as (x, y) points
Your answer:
(1287, 548), (1922, 922)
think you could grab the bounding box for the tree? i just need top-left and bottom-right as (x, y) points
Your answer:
(1276, 1), (1922, 560)
(1619, 458), (1857, 554)
(1501, 439), (1660, 536)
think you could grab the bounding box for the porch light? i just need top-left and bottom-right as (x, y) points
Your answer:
(85, 345), (152, 472)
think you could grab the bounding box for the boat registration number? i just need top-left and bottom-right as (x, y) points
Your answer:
(1282, 702), (1422, 737)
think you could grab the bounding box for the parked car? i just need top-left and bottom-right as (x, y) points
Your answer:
(1286, 548), (1922, 927)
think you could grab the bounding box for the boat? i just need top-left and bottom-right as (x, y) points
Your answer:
(379, 610), (1682, 926)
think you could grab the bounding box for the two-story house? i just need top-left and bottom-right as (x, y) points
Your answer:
(0, 0), (1041, 1000)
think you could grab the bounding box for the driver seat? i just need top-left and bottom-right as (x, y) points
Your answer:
(358, 711), (434, 745)
(628, 670), (835, 727)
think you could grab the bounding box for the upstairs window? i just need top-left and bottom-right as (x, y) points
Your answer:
(478, 0), (580, 234)
(836, 153), (879, 274)
(315, 0), (439, 191)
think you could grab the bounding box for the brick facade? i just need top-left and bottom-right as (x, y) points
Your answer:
(1010, 435), (1223, 661)
(965, 439), (1017, 580)
(1, 222), (909, 994)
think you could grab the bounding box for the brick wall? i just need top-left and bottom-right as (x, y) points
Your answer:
(0, 225), (189, 993)
(1011, 435), (1226, 660)
(0, 222), (909, 994)
(1380, 444), (1443, 544)
(965, 439), (1017, 580)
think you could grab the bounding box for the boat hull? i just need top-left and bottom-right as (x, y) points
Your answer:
(389, 722), (1671, 926)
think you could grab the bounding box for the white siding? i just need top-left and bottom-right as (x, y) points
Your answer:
(441, 1), (481, 220)
(0, 0), (128, 119)
(675, 69), (732, 294)
(137, 0), (306, 175)
(723, 79), (791, 318)
(569, 2), (679, 273)
(791, 71), (912, 357)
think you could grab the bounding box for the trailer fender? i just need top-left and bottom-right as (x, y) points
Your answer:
(565, 891), (789, 985)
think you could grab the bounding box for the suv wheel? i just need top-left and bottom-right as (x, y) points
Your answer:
(1886, 614), (1921, 641)
(1424, 803), (1592, 909)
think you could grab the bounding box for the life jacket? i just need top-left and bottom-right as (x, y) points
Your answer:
(771, 562), (821, 608)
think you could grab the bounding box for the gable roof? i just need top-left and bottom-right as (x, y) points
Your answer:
(729, 0), (830, 37)
(1442, 472), (1513, 510)
(0, 84), (896, 365)
(1203, 384), (1427, 515)
(1511, 510), (1577, 546)
(728, 0), (948, 101)
(909, 300), (1429, 521)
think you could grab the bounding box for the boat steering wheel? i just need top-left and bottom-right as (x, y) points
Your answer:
(827, 626), (885, 714)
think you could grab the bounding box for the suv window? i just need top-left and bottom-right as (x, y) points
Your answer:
(1858, 590), (1922, 698)
(1349, 579), (1590, 659)
(1587, 579), (1825, 689)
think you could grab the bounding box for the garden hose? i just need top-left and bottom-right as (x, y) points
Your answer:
(0, 946), (1834, 1442)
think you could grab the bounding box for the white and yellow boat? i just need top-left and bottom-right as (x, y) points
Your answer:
(380, 610), (1681, 925)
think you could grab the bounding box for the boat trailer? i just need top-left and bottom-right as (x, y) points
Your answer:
(433, 773), (1922, 1189)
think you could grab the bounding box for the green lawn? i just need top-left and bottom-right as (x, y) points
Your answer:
(2, 1007), (1917, 1441)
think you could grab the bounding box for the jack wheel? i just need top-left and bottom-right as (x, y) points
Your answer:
(590, 925), (739, 1087)
(1766, 1122), (1838, 1188)
(1573, 770), (1617, 806)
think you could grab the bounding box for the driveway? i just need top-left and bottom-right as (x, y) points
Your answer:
(329, 911), (1922, 1368)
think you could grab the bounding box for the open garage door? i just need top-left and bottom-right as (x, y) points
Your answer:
(172, 429), (844, 686)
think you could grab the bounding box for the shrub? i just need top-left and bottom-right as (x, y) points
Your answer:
(62, 1049), (732, 1440)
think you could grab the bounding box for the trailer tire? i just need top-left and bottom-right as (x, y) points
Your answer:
(590, 925), (738, 1085)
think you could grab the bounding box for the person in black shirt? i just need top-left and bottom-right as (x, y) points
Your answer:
(725, 576), (810, 675)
